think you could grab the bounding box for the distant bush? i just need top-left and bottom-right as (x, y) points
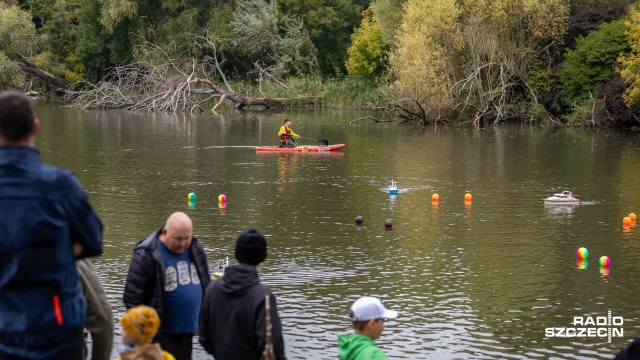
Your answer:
(561, 19), (629, 104)
(597, 74), (640, 126)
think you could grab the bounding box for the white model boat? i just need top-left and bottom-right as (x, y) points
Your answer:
(212, 257), (229, 279)
(543, 190), (580, 205)
(389, 180), (399, 195)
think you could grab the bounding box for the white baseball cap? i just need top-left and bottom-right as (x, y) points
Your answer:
(350, 296), (398, 321)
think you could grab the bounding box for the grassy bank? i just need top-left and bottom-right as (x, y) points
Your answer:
(239, 76), (382, 109)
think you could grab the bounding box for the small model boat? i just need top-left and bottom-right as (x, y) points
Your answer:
(389, 180), (399, 195)
(212, 257), (229, 279)
(543, 190), (580, 205)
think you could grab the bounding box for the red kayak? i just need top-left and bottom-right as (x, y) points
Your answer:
(256, 144), (346, 152)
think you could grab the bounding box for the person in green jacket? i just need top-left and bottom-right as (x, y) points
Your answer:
(338, 296), (398, 360)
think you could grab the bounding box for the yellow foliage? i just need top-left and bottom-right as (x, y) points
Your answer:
(345, 9), (389, 78)
(62, 53), (87, 84)
(0, 3), (39, 54)
(389, 0), (463, 116)
(33, 52), (61, 84)
(460, 0), (567, 45)
(525, 0), (568, 42)
(619, 8), (640, 106)
(100, 0), (139, 33)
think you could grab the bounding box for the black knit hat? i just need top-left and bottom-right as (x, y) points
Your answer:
(235, 228), (267, 265)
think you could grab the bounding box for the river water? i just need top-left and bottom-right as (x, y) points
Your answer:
(33, 102), (640, 359)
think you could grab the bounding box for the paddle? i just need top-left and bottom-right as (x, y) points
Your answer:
(297, 136), (329, 146)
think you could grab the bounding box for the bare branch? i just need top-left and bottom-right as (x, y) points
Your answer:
(349, 116), (396, 125)
(192, 33), (234, 92)
(62, 38), (321, 113)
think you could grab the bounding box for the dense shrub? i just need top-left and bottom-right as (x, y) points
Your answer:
(598, 74), (640, 125)
(561, 19), (630, 104)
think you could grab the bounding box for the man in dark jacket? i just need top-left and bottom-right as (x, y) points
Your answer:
(199, 228), (286, 360)
(0, 92), (104, 360)
(123, 212), (210, 360)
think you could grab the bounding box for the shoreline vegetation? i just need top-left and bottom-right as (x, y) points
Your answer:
(2, 0), (640, 128)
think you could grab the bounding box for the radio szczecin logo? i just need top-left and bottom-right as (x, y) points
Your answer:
(545, 311), (623, 343)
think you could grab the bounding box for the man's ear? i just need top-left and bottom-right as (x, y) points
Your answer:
(33, 118), (40, 136)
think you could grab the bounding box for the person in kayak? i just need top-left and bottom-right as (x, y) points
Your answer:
(338, 296), (398, 360)
(278, 119), (300, 148)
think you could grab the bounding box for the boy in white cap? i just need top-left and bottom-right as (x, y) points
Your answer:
(338, 296), (398, 360)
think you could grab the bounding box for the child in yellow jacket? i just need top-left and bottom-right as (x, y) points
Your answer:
(117, 306), (175, 360)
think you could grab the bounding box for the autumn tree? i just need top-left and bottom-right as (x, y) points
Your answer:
(619, 6), (640, 106)
(454, 0), (569, 124)
(369, 0), (407, 45)
(345, 9), (389, 79)
(0, 3), (40, 90)
(387, 0), (463, 123)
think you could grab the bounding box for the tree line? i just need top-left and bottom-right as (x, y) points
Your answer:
(1, 0), (639, 127)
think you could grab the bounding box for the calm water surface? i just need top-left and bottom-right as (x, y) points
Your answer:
(33, 102), (640, 359)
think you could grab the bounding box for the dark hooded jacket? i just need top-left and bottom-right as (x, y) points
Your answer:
(123, 228), (210, 340)
(199, 263), (286, 360)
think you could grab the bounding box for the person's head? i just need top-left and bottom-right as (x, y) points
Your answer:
(235, 228), (267, 267)
(120, 305), (160, 346)
(349, 296), (398, 340)
(159, 212), (193, 254)
(0, 92), (39, 146)
(284, 119), (291, 126)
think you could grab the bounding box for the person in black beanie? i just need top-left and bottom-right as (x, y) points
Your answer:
(199, 228), (286, 360)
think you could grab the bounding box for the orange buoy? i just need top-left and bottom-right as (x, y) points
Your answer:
(630, 213), (637, 222)
(432, 193), (439, 202)
(464, 193), (472, 201)
(623, 216), (632, 227)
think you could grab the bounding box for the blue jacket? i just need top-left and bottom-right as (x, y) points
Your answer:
(0, 146), (103, 359)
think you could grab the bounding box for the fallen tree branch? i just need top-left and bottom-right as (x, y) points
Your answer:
(253, 62), (289, 91)
(58, 36), (326, 112)
(15, 53), (70, 91)
(349, 116), (395, 125)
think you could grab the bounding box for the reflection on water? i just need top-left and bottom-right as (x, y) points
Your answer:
(544, 203), (577, 215)
(32, 103), (640, 359)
